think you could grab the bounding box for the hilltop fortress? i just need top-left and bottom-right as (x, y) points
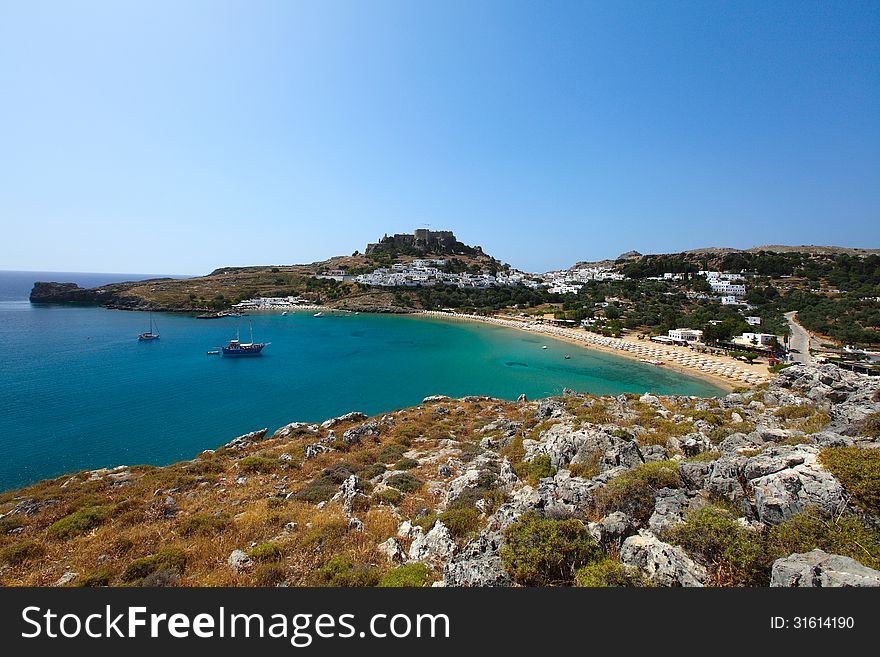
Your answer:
(365, 229), (483, 257)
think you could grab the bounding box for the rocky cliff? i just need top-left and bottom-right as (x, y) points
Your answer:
(2, 364), (879, 587)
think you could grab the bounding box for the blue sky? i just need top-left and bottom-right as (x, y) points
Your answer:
(1, 1), (878, 274)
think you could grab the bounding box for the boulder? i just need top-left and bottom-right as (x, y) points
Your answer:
(223, 428), (268, 450)
(443, 531), (511, 587)
(597, 512), (635, 549)
(330, 475), (362, 516)
(342, 421), (379, 445)
(619, 530), (707, 587)
(273, 422), (319, 440)
(227, 549), (253, 573)
(745, 446), (846, 524)
(321, 412), (367, 429)
(524, 423), (643, 471)
(304, 443), (328, 460)
(770, 550), (880, 587)
(52, 571), (78, 587)
(378, 537), (404, 563)
(648, 488), (704, 536)
(409, 521), (456, 563)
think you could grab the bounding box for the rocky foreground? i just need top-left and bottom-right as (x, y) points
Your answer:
(1, 365), (879, 587)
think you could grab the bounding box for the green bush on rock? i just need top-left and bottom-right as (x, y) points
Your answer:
(500, 511), (601, 586)
(574, 558), (647, 587)
(378, 563), (436, 587)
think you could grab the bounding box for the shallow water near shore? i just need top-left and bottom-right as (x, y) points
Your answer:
(0, 302), (723, 490)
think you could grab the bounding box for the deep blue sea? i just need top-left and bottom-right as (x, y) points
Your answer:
(0, 271), (723, 491)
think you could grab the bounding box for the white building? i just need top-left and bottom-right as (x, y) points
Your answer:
(736, 332), (777, 347)
(745, 316), (762, 326)
(709, 281), (746, 296)
(668, 328), (704, 342)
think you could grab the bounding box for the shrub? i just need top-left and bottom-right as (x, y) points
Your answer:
(77, 568), (113, 587)
(373, 488), (403, 505)
(254, 563), (288, 586)
(574, 558), (647, 587)
(768, 508), (880, 571)
(500, 511), (601, 586)
(121, 548), (187, 583)
(773, 405), (814, 420)
(376, 444), (406, 463)
(48, 506), (109, 539)
(360, 463), (387, 480)
(379, 563), (437, 587)
(387, 473), (423, 492)
(293, 477), (339, 503)
(568, 456), (600, 479)
(249, 542), (283, 562)
(393, 458), (420, 470)
(317, 555), (380, 587)
(0, 515), (25, 534)
(238, 455), (278, 474)
(180, 512), (231, 536)
(593, 461), (681, 523)
(411, 513), (438, 532)
(856, 410), (879, 436)
(515, 455), (556, 485)
(820, 447), (880, 516)
(140, 569), (181, 587)
(0, 540), (46, 565)
(666, 504), (771, 586)
(686, 450), (721, 462)
(438, 506), (481, 539)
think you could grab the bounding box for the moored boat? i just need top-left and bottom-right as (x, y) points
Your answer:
(221, 323), (269, 357)
(137, 313), (159, 341)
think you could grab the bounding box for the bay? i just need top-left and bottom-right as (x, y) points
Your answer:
(0, 272), (723, 491)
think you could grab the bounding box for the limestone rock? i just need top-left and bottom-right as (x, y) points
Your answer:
(228, 549), (253, 573)
(408, 521), (456, 563)
(52, 571), (78, 587)
(619, 530), (707, 587)
(443, 531), (511, 587)
(378, 537), (404, 563)
(321, 412), (367, 429)
(770, 550), (880, 587)
(342, 421), (379, 445)
(223, 428), (268, 450)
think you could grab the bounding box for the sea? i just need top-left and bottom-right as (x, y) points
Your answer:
(0, 271), (724, 491)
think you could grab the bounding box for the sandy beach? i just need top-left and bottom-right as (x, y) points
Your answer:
(421, 311), (773, 392)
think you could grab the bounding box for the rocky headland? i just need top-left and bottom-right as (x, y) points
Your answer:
(1, 364), (879, 587)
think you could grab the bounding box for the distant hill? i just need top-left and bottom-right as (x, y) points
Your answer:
(572, 244), (879, 270)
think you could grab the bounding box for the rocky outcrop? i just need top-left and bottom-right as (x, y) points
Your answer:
(704, 445), (846, 523)
(224, 428), (269, 450)
(770, 550), (880, 587)
(227, 550), (253, 573)
(619, 530), (707, 587)
(523, 423), (643, 471)
(408, 522), (456, 563)
(443, 531), (511, 587)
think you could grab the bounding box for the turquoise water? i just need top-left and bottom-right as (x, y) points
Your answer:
(0, 299), (723, 491)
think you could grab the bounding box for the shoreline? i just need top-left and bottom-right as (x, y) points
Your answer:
(419, 311), (773, 392)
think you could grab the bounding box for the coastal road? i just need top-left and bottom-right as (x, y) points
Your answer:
(785, 311), (813, 365)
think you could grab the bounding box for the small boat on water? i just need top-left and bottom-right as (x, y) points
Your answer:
(206, 349), (220, 355)
(564, 355), (571, 359)
(137, 313), (159, 341)
(222, 322), (269, 357)
(313, 312), (324, 317)
(281, 311), (288, 316)
(196, 310), (245, 319)
(542, 345), (548, 349)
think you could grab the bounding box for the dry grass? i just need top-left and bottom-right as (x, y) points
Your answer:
(0, 398), (515, 587)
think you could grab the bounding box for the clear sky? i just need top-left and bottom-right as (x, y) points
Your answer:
(1, 1), (878, 275)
